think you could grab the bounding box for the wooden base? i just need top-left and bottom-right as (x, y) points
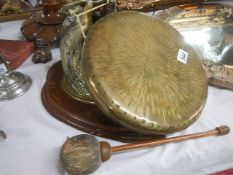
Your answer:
(41, 62), (165, 142)
(209, 78), (233, 91)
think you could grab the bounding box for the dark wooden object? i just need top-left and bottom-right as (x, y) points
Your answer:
(21, 0), (65, 63)
(41, 62), (165, 142)
(209, 78), (233, 91)
(0, 39), (36, 70)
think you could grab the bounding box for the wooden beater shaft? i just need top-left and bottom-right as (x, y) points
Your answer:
(112, 125), (230, 152)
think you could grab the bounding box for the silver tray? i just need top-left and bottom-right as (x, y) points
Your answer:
(156, 2), (233, 90)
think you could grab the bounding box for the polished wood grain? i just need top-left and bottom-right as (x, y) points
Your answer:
(21, 0), (65, 63)
(0, 39), (36, 70)
(111, 125), (230, 152)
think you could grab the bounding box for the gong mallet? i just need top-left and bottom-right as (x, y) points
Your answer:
(60, 125), (230, 175)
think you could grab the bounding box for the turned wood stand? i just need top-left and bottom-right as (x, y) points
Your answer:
(21, 0), (65, 63)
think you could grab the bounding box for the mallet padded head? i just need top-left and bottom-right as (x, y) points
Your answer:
(60, 134), (102, 175)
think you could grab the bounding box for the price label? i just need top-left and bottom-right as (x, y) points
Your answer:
(0, 63), (8, 75)
(177, 49), (189, 64)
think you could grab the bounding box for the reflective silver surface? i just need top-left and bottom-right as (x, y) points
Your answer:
(0, 54), (32, 101)
(156, 2), (233, 89)
(157, 3), (233, 64)
(181, 26), (233, 65)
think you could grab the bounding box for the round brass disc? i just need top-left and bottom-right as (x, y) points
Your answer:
(82, 11), (208, 134)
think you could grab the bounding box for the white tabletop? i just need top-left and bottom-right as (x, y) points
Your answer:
(0, 20), (233, 175)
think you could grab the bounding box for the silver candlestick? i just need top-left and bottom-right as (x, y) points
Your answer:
(0, 52), (32, 101)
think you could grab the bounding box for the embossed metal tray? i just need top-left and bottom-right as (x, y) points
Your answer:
(81, 11), (208, 134)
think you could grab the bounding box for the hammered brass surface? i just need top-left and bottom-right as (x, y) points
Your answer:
(82, 11), (208, 134)
(60, 1), (94, 104)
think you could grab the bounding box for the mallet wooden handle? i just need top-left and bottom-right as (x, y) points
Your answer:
(111, 125), (230, 152)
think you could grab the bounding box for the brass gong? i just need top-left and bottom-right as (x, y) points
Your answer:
(81, 11), (208, 134)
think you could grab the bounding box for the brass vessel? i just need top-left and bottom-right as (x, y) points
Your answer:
(60, 0), (95, 104)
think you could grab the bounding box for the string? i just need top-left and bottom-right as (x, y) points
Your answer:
(75, 0), (110, 39)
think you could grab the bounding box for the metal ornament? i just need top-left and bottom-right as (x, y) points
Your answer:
(60, 0), (111, 104)
(81, 11), (208, 134)
(60, 0), (95, 104)
(60, 8), (207, 134)
(0, 52), (32, 101)
(59, 0), (217, 103)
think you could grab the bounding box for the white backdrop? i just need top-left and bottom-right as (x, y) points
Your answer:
(0, 20), (233, 175)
